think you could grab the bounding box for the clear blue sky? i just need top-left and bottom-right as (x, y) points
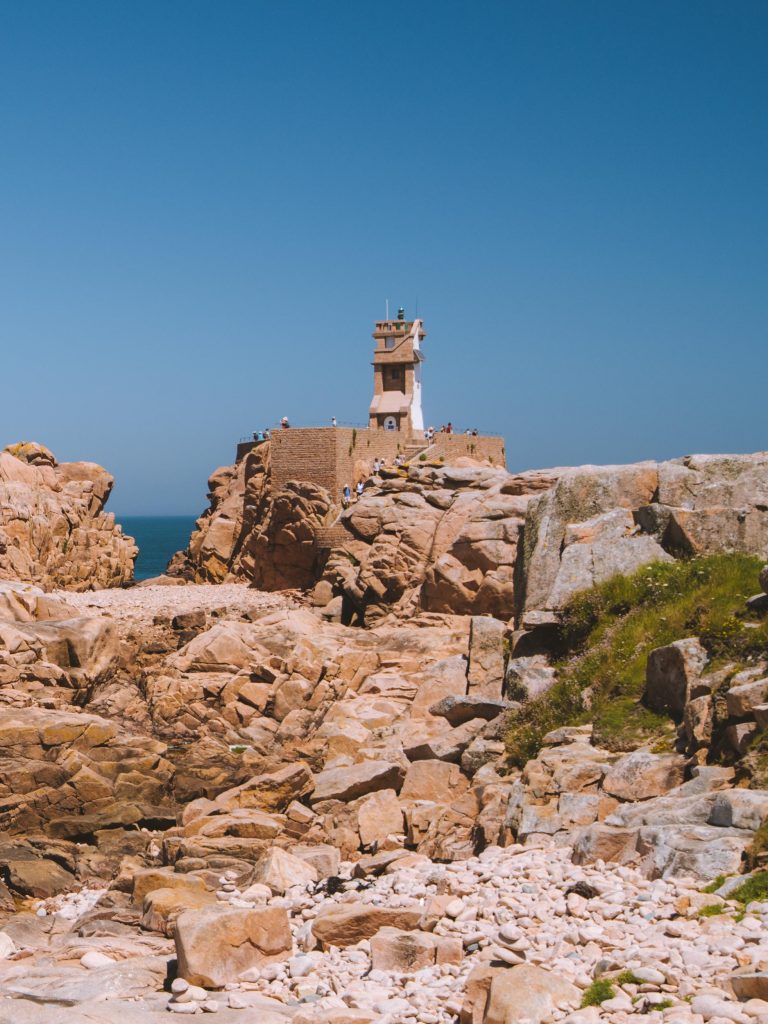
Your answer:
(1, 1), (766, 514)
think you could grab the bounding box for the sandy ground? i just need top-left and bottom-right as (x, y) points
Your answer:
(52, 582), (294, 622)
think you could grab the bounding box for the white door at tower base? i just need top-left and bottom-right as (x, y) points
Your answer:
(383, 416), (397, 431)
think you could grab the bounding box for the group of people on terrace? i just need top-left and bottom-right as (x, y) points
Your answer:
(251, 416), (292, 440)
(255, 419), (481, 442)
(424, 424), (479, 441)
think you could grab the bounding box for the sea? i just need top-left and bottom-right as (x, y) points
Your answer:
(116, 516), (198, 581)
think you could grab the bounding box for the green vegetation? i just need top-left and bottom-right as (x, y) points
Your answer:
(729, 870), (768, 905)
(616, 971), (643, 986)
(581, 979), (615, 1007)
(505, 553), (766, 767)
(655, 1000), (674, 1011)
(698, 904), (725, 917)
(701, 875), (726, 894)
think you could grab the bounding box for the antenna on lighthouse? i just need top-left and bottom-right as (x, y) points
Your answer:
(385, 298), (389, 320)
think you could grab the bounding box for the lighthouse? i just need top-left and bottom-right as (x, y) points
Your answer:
(368, 307), (425, 436)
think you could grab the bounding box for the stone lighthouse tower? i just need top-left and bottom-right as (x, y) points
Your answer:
(368, 307), (425, 436)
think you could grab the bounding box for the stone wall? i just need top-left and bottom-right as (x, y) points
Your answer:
(425, 434), (506, 466)
(270, 428), (409, 499)
(336, 429), (408, 494)
(265, 427), (506, 501)
(270, 429), (341, 495)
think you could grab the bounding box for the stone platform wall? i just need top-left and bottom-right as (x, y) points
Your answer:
(261, 428), (507, 501)
(425, 434), (506, 466)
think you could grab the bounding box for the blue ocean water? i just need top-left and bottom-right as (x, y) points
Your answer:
(117, 516), (197, 581)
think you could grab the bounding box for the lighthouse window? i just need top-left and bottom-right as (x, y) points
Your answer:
(385, 336), (395, 349)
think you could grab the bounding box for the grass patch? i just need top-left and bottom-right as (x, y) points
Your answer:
(581, 979), (615, 1007)
(729, 870), (768, 905)
(615, 971), (643, 986)
(701, 875), (726, 894)
(505, 554), (765, 767)
(698, 904), (725, 917)
(656, 1000), (674, 1011)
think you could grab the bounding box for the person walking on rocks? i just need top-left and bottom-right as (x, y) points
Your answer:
(356, 480), (364, 499)
(342, 484), (351, 508)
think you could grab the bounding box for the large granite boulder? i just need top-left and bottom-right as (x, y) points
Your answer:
(518, 453), (768, 619)
(0, 443), (136, 590)
(644, 638), (709, 716)
(174, 905), (292, 987)
(461, 963), (580, 1024)
(311, 903), (423, 949)
(169, 443), (335, 589)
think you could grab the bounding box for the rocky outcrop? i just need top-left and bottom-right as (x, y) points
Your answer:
(323, 466), (556, 620)
(0, 547), (763, 1019)
(505, 725), (765, 880)
(174, 449), (768, 630)
(517, 453), (768, 620)
(174, 448), (559, 618)
(169, 442), (335, 590)
(0, 442), (136, 590)
(319, 466), (561, 621)
(0, 704), (174, 838)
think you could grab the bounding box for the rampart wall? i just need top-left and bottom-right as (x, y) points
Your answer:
(270, 429), (341, 494)
(248, 427), (507, 501)
(425, 434), (506, 466)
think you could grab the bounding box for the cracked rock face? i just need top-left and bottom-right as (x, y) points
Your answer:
(0, 442), (136, 591)
(172, 450), (768, 629)
(173, 450), (559, 620)
(518, 452), (768, 618)
(169, 444), (334, 590)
